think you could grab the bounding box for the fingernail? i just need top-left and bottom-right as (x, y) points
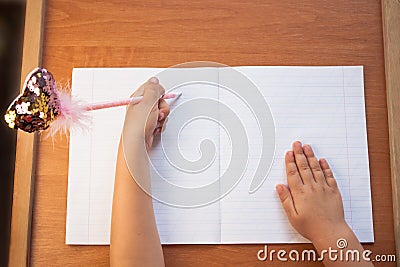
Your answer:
(159, 112), (164, 121)
(287, 151), (294, 160)
(149, 77), (159, 84)
(293, 141), (303, 152)
(303, 144), (311, 152)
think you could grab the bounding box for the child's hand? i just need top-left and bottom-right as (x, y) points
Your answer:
(124, 77), (170, 150)
(276, 141), (351, 243)
(112, 77), (168, 267)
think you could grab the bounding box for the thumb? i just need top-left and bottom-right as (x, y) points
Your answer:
(276, 184), (297, 219)
(140, 77), (165, 107)
(125, 77), (164, 121)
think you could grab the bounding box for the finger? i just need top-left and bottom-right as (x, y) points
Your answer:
(158, 99), (170, 121)
(303, 144), (326, 185)
(153, 127), (162, 135)
(276, 184), (297, 218)
(319, 158), (338, 188)
(140, 77), (165, 107)
(285, 150), (303, 189)
(292, 141), (315, 184)
(156, 116), (169, 133)
(158, 112), (164, 121)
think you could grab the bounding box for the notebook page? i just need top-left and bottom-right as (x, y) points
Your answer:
(66, 66), (373, 245)
(149, 68), (222, 244)
(219, 66), (373, 243)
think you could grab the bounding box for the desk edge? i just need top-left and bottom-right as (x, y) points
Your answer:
(382, 0), (400, 266)
(8, 0), (45, 266)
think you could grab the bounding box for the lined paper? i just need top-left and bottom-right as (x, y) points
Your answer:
(66, 66), (373, 245)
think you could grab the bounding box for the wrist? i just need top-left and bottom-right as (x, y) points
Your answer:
(121, 133), (148, 155)
(311, 221), (353, 248)
(123, 123), (154, 151)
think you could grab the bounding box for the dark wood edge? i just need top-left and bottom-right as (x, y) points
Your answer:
(8, 0), (45, 266)
(382, 0), (400, 266)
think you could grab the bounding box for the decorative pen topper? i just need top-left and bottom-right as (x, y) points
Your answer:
(4, 68), (181, 137)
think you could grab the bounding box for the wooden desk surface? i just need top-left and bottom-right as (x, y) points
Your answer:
(27, 0), (395, 266)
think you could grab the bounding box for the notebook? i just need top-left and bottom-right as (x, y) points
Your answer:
(66, 66), (373, 244)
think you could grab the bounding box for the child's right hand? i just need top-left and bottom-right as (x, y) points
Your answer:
(124, 77), (170, 151)
(276, 141), (351, 243)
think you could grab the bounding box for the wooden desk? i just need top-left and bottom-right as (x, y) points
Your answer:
(9, 0), (399, 266)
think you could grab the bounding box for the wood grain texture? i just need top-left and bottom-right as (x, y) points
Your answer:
(382, 0), (400, 266)
(8, 0), (45, 266)
(28, 0), (396, 266)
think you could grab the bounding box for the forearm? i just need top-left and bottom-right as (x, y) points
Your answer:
(312, 224), (373, 267)
(110, 139), (164, 267)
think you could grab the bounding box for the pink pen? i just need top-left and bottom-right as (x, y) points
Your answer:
(84, 92), (182, 111)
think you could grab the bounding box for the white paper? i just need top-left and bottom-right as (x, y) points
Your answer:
(66, 66), (373, 245)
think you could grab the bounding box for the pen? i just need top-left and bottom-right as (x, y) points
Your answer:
(84, 92), (182, 111)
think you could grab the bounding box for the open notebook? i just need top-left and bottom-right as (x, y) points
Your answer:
(66, 66), (373, 244)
